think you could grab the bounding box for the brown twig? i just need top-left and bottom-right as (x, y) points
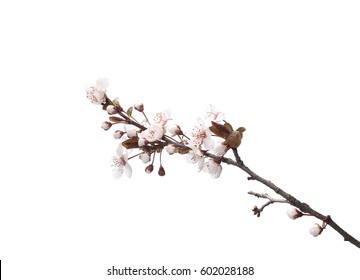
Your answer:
(248, 191), (288, 217)
(203, 148), (360, 249)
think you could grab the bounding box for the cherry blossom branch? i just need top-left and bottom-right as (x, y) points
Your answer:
(204, 149), (360, 249)
(85, 78), (360, 249)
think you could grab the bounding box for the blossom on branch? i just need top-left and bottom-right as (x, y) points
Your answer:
(190, 118), (214, 150)
(85, 78), (108, 105)
(139, 124), (164, 142)
(111, 144), (132, 178)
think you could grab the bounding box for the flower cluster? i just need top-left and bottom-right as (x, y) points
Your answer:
(85, 78), (245, 179)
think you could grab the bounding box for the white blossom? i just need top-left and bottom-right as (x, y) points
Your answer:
(186, 146), (205, 170)
(190, 118), (214, 150)
(111, 143), (132, 178)
(139, 124), (164, 142)
(203, 159), (222, 178)
(85, 78), (108, 105)
(309, 223), (323, 237)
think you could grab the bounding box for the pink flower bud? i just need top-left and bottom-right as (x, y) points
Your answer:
(126, 129), (137, 138)
(139, 153), (151, 164)
(138, 138), (147, 147)
(158, 166), (166, 176)
(135, 103), (144, 112)
(145, 164), (154, 174)
(113, 130), (124, 139)
(106, 105), (118, 115)
(165, 144), (176, 155)
(101, 121), (112, 131)
(309, 223), (323, 237)
(168, 123), (181, 136)
(287, 208), (304, 220)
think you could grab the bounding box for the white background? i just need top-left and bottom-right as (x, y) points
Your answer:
(1, 1), (360, 279)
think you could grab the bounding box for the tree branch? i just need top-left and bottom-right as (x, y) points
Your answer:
(248, 191), (288, 217)
(204, 149), (360, 249)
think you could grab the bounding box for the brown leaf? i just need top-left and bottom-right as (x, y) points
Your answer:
(223, 121), (234, 132)
(109, 116), (124, 123)
(236, 127), (246, 133)
(209, 121), (231, 139)
(122, 138), (139, 149)
(225, 131), (243, 149)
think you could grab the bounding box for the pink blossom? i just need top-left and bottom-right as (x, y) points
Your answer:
(85, 78), (108, 105)
(204, 105), (225, 122)
(111, 144), (132, 178)
(190, 118), (214, 150)
(203, 159), (222, 178)
(153, 110), (171, 126)
(140, 124), (164, 142)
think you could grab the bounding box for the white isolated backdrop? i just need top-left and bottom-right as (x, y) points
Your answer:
(0, 1), (360, 279)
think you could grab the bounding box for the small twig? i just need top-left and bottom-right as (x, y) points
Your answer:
(248, 191), (288, 217)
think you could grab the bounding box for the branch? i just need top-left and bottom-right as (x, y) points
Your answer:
(205, 149), (360, 249)
(248, 191), (288, 217)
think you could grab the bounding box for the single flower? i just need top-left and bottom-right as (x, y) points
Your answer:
(204, 104), (225, 122)
(139, 124), (164, 142)
(85, 78), (108, 105)
(153, 110), (171, 126)
(111, 143), (132, 178)
(190, 118), (214, 150)
(203, 159), (222, 178)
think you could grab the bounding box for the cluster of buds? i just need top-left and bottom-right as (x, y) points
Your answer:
(287, 208), (327, 237)
(85, 78), (246, 179)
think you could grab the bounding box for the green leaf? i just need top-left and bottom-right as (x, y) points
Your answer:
(127, 106), (133, 117)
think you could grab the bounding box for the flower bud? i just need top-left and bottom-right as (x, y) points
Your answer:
(139, 153), (151, 164)
(145, 164), (154, 173)
(165, 144), (176, 155)
(287, 208), (304, 220)
(126, 129), (137, 138)
(101, 121), (112, 131)
(168, 123), (181, 136)
(158, 166), (166, 176)
(138, 138), (147, 147)
(113, 130), (125, 139)
(309, 223), (323, 237)
(106, 105), (118, 115)
(135, 103), (144, 112)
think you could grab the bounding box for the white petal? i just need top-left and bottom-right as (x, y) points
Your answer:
(124, 163), (132, 177)
(96, 77), (109, 90)
(111, 156), (124, 179)
(203, 137), (215, 150)
(116, 143), (124, 157)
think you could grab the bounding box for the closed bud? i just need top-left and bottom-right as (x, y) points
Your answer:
(309, 223), (323, 237)
(145, 164), (154, 174)
(135, 103), (144, 112)
(165, 144), (176, 155)
(158, 166), (166, 176)
(113, 130), (125, 139)
(106, 105), (118, 115)
(287, 208), (304, 220)
(101, 121), (112, 131)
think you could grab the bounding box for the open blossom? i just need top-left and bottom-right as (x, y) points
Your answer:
(204, 105), (225, 122)
(190, 118), (214, 150)
(139, 124), (164, 142)
(203, 159), (222, 178)
(111, 143), (132, 178)
(186, 146), (204, 170)
(85, 78), (108, 105)
(153, 110), (171, 126)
